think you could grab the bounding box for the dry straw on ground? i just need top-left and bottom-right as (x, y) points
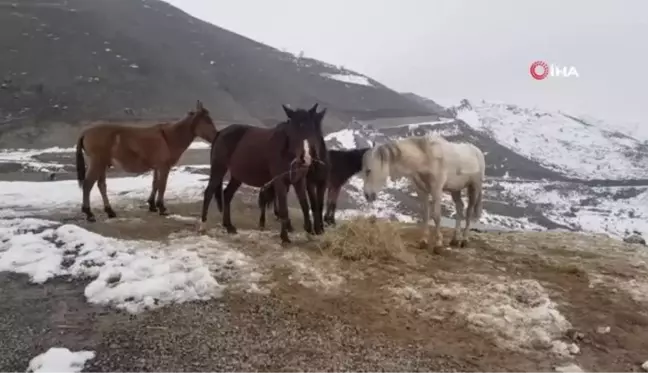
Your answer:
(317, 216), (415, 263)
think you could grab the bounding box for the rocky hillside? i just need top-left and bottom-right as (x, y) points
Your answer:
(0, 0), (432, 147)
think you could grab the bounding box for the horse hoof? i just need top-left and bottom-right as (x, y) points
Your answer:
(197, 222), (207, 234)
(148, 206), (157, 212)
(460, 240), (468, 248)
(449, 238), (460, 247)
(86, 215), (96, 223)
(281, 237), (291, 245)
(418, 240), (429, 250)
(105, 210), (117, 219)
(225, 225), (237, 234)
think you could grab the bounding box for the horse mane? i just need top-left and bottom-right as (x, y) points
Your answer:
(373, 141), (402, 166)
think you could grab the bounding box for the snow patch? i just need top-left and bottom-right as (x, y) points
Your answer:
(0, 217), (228, 313)
(324, 129), (360, 149)
(320, 73), (373, 87)
(27, 347), (95, 373)
(391, 275), (574, 355)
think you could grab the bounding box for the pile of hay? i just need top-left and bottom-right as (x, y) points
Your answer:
(318, 216), (413, 263)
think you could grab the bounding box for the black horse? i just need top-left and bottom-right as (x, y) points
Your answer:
(258, 147), (369, 229)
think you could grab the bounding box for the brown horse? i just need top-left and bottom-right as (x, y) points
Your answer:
(199, 104), (323, 244)
(258, 147), (369, 228)
(75, 100), (218, 222)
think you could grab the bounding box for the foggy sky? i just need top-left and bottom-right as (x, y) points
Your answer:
(164, 0), (648, 123)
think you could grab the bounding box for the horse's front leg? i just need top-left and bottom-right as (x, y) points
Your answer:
(154, 166), (171, 216)
(314, 180), (327, 234)
(430, 182), (445, 253)
(147, 169), (159, 212)
(417, 188), (431, 250)
(306, 181), (323, 235)
(273, 180), (292, 244)
(222, 178), (242, 234)
(449, 190), (464, 247)
(276, 184), (293, 232)
(294, 178), (314, 235)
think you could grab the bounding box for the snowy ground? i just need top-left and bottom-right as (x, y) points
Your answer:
(2, 147), (648, 371)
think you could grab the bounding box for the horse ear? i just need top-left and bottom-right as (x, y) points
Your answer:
(282, 104), (294, 119)
(308, 103), (319, 116)
(196, 100), (203, 111)
(316, 108), (327, 121)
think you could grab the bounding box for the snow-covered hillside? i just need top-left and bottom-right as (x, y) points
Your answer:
(323, 99), (648, 242)
(451, 100), (648, 180)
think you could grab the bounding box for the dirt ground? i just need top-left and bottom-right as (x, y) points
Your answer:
(2, 196), (648, 372)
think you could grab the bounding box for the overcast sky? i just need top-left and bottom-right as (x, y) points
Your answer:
(165, 0), (647, 123)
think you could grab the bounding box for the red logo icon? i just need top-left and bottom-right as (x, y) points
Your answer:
(530, 60), (549, 80)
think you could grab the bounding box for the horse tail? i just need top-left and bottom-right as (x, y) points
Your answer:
(75, 135), (86, 188)
(258, 186), (275, 210)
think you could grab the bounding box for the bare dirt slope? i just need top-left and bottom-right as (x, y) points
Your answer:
(2, 197), (647, 372)
(0, 0), (433, 148)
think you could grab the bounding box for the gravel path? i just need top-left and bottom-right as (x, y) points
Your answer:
(0, 273), (491, 372)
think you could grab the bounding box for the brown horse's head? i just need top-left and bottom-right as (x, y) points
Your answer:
(187, 100), (218, 142)
(281, 103), (321, 167)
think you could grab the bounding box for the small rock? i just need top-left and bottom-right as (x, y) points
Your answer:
(624, 233), (646, 246)
(565, 328), (585, 341)
(642, 360), (648, 372)
(596, 326), (611, 334)
(568, 343), (580, 355)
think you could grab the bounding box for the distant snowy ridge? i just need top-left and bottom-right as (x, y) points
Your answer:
(445, 99), (648, 180)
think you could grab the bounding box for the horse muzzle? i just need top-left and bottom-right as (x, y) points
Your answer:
(364, 192), (377, 203)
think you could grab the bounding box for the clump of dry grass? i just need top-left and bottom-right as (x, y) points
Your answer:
(317, 216), (415, 263)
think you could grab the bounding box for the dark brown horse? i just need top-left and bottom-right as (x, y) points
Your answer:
(75, 100), (218, 222)
(199, 104), (323, 244)
(258, 147), (369, 228)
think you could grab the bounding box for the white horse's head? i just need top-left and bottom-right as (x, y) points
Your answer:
(360, 145), (392, 203)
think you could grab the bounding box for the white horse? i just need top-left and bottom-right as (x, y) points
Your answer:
(360, 135), (485, 251)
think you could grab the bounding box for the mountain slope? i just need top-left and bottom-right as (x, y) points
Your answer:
(0, 0), (432, 146)
(449, 100), (648, 180)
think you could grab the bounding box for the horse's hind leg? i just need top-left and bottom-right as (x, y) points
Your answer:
(258, 189), (268, 230)
(97, 172), (117, 219)
(461, 184), (477, 248)
(222, 178), (242, 234)
(449, 190), (464, 247)
(154, 167), (171, 216)
(199, 166), (225, 233)
(81, 161), (102, 222)
(324, 185), (340, 226)
(147, 170), (159, 212)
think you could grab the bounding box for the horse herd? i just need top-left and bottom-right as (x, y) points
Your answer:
(75, 100), (486, 251)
